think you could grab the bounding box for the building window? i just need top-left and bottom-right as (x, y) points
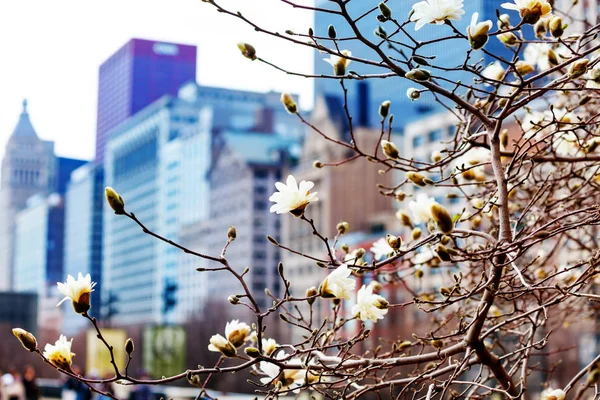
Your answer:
(412, 136), (425, 148)
(253, 250), (266, 260)
(254, 201), (267, 211)
(254, 169), (268, 179)
(428, 130), (443, 143)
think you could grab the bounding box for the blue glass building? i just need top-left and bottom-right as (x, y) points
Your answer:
(13, 156), (86, 297)
(63, 164), (105, 334)
(313, 1), (511, 128)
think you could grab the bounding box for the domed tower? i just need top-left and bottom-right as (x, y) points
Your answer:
(0, 100), (55, 290)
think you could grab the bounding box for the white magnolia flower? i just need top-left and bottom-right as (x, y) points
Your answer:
(524, 43), (553, 71)
(540, 388), (566, 400)
(370, 238), (395, 261)
(501, 0), (551, 23)
(225, 319), (252, 347)
(262, 338), (278, 355)
(319, 264), (356, 300)
(408, 194), (436, 224)
(43, 335), (75, 370)
(413, 246), (436, 265)
(208, 334), (237, 357)
(56, 273), (96, 313)
(410, 0), (464, 31)
(324, 50), (352, 76)
(482, 63), (505, 83)
(467, 12), (492, 49)
(259, 352), (305, 392)
(269, 175), (318, 216)
(553, 132), (580, 156)
(352, 285), (389, 322)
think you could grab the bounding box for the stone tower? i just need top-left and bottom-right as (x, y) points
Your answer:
(0, 100), (55, 290)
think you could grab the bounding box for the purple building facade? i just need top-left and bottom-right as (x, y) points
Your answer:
(95, 38), (197, 163)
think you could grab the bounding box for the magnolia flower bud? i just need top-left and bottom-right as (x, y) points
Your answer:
(374, 297), (389, 310)
(398, 340), (412, 350)
(12, 328), (37, 352)
(228, 295), (240, 304)
(280, 93), (297, 114)
(407, 171), (427, 187)
(313, 160), (324, 169)
(430, 339), (444, 348)
(378, 2), (392, 19)
(337, 221), (349, 235)
(468, 19), (491, 50)
(374, 26), (387, 39)
(244, 347), (261, 358)
(406, 88), (421, 101)
(547, 48), (558, 66)
(381, 140), (399, 159)
(398, 212), (413, 227)
(379, 100), (391, 119)
(431, 203), (453, 233)
(341, 244), (350, 253)
(569, 59), (589, 79)
(355, 248), (366, 258)
(327, 24), (336, 39)
(549, 16), (564, 37)
(515, 61), (535, 76)
(237, 42), (257, 61)
(431, 151), (442, 162)
(125, 338), (134, 355)
(209, 335), (237, 357)
(498, 32), (518, 46)
(412, 227), (422, 240)
(306, 286), (318, 304)
(587, 368), (600, 384)
(105, 187), (125, 215)
(534, 18), (548, 38)
(497, 13), (510, 30)
(415, 268), (424, 278)
(386, 234), (401, 250)
(435, 244), (452, 262)
(227, 226), (237, 241)
(405, 68), (431, 82)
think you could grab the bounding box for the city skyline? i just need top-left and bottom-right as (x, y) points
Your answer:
(0, 0), (314, 162)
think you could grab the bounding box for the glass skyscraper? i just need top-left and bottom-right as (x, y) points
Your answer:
(313, 1), (509, 128)
(95, 38), (197, 164)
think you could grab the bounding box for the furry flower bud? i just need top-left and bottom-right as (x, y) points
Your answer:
(105, 187), (125, 215)
(381, 140), (399, 159)
(280, 93), (297, 114)
(12, 328), (37, 352)
(431, 203), (453, 233)
(237, 43), (257, 60)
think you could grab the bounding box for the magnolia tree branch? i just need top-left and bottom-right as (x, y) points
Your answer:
(13, 1), (600, 399)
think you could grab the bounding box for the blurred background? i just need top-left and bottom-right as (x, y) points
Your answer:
(0, 0), (598, 399)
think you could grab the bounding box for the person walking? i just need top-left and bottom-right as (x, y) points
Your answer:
(22, 366), (39, 400)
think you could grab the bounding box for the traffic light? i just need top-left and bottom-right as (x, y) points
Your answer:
(163, 280), (178, 315)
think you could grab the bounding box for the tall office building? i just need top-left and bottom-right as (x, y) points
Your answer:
(95, 38), (197, 164)
(63, 163), (104, 334)
(177, 130), (299, 322)
(13, 156), (86, 296)
(103, 83), (302, 325)
(13, 194), (65, 295)
(0, 101), (56, 291)
(313, 1), (509, 128)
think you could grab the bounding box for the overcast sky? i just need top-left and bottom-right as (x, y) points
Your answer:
(0, 0), (315, 161)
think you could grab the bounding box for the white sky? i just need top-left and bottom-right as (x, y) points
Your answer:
(0, 0), (315, 161)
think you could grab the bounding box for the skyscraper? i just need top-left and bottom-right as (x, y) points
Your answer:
(0, 101), (56, 290)
(313, 1), (509, 128)
(95, 38), (197, 164)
